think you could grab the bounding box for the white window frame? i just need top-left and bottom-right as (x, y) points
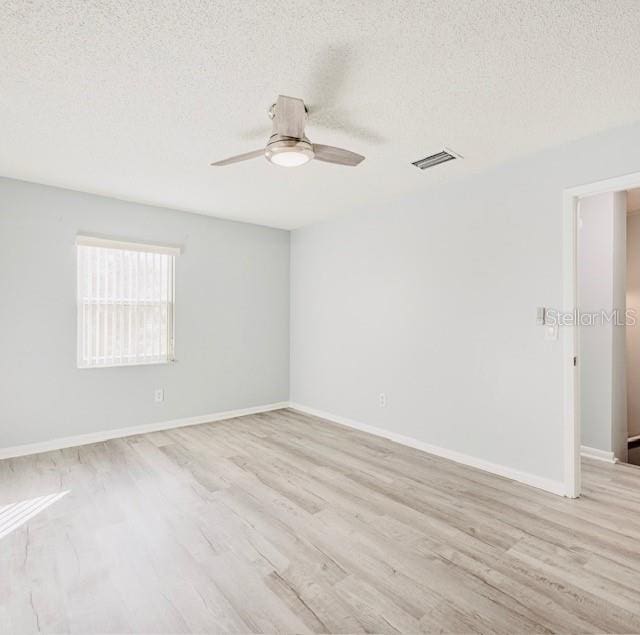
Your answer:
(76, 235), (179, 369)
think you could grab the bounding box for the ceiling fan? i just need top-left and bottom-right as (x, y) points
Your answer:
(210, 95), (365, 168)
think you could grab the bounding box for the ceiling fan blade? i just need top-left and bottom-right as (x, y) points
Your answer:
(313, 144), (365, 167)
(210, 149), (264, 166)
(273, 95), (307, 139)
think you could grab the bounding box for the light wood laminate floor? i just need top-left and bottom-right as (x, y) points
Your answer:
(2, 409), (640, 634)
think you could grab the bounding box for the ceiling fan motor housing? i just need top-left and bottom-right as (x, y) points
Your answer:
(268, 102), (309, 120)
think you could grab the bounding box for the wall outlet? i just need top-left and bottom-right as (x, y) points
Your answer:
(379, 392), (386, 408)
(154, 388), (164, 403)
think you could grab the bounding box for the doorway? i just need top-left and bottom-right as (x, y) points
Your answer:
(564, 171), (640, 498)
(625, 189), (640, 465)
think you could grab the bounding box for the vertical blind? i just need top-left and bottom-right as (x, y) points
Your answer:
(76, 236), (178, 368)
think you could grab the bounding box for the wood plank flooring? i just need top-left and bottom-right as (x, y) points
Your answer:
(1, 408), (640, 634)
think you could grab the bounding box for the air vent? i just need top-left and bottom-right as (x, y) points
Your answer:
(412, 148), (461, 170)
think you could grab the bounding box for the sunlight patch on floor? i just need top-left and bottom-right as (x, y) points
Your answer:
(0, 491), (69, 540)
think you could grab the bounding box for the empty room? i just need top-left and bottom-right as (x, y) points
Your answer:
(2, 1), (640, 633)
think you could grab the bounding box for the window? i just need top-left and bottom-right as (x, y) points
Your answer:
(76, 236), (178, 368)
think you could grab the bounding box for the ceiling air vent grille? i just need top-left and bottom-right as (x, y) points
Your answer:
(412, 148), (461, 170)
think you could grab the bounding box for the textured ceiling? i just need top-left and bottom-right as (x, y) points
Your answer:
(2, 1), (640, 229)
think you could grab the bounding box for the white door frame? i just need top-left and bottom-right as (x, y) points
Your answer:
(563, 170), (640, 498)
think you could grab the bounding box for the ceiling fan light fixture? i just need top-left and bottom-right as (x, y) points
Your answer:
(210, 95), (365, 168)
(265, 138), (314, 167)
(269, 150), (311, 167)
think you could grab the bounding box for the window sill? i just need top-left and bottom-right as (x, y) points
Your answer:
(77, 359), (176, 370)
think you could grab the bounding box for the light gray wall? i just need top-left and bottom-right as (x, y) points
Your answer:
(290, 121), (640, 485)
(578, 192), (627, 460)
(578, 194), (613, 453)
(0, 177), (290, 448)
(612, 192), (628, 462)
(627, 212), (640, 439)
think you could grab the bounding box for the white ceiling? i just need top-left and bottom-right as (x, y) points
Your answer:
(2, 1), (640, 230)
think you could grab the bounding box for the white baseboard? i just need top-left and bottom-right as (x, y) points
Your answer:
(289, 403), (567, 497)
(0, 402), (289, 460)
(0, 400), (568, 497)
(580, 445), (618, 463)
